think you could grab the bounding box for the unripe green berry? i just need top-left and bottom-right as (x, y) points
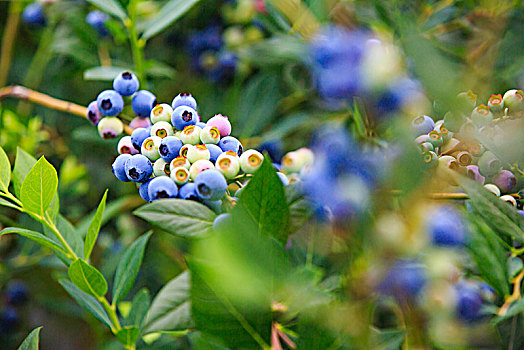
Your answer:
(150, 103), (173, 124)
(187, 144), (211, 163)
(216, 151), (241, 179)
(151, 121), (174, 139)
(471, 105), (493, 127)
(190, 160), (214, 180)
(239, 149), (264, 174)
(170, 156), (190, 170)
(478, 151), (502, 176)
(141, 136), (162, 161)
(180, 125), (202, 145)
(200, 126), (220, 144)
(170, 166), (190, 185)
(98, 117), (124, 139)
(153, 158), (171, 176)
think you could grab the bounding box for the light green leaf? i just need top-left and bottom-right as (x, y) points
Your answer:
(134, 199), (216, 238)
(0, 227), (67, 256)
(59, 279), (112, 328)
(116, 326), (140, 347)
(84, 66), (131, 81)
(0, 197), (20, 210)
(141, 0), (200, 40)
(86, 0), (127, 20)
(68, 259), (108, 298)
(12, 148), (37, 197)
(142, 272), (192, 334)
(0, 145), (10, 192)
(128, 288), (150, 328)
(20, 157), (58, 217)
(84, 190), (108, 260)
(112, 232), (152, 305)
(17, 326), (42, 350)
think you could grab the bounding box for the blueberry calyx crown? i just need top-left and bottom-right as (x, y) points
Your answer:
(198, 183), (211, 196)
(182, 110), (193, 122)
(128, 168), (139, 179)
(159, 144), (168, 156)
(156, 190), (169, 198)
(88, 111), (97, 122)
(101, 99), (112, 110)
(122, 72), (133, 79)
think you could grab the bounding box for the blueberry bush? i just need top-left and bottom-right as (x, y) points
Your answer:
(2, 0), (524, 349)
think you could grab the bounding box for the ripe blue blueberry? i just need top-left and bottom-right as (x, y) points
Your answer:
(130, 127), (150, 151)
(6, 281), (29, 306)
(212, 213), (233, 232)
(0, 307), (19, 333)
(97, 90), (124, 116)
(218, 136), (243, 156)
(86, 101), (102, 125)
(172, 93), (198, 111)
(257, 139), (283, 162)
(171, 106), (198, 131)
(139, 178), (152, 202)
(112, 154), (132, 182)
(455, 283), (483, 323)
(159, 136), (183, 162)
(113, 71), (139, 96)
(179, 183), (199, 201)
(377, 260), (426, 303)
(125, 154), (153, 183)
(411, 115), (435, 136)
(427, 205), (467, 247)
(22, 3), (46, 27)
(132, 90), (157, 118)
(86, 10), (109, 37)
(195, 169), (228, 201)
(147, 176), (178, 200)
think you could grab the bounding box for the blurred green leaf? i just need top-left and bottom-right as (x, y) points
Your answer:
(0, 145), (10, 192)
(86, 0), (127, 20)
(84, 66), (131, 81)
(142, 271), (192, 335)
(128, 288), (150, 328)
(84, 190), (108, 261)
(59, 279), (112, 328)
(0, 227), (67, 257)
(141, 0), (200, 40)
(116, 326), (140, 347)
(133, 199), (216, 238)
(145, 61), (177, 79)
(236, 156), (290, 244)
(352, 97), (367, 139)
(372, 328), (405, 350)
(496, 314), (524, 350)
(112, 232), (152, 305)
(0, 197), (19, 210)
(286, 184), (312, 233)
(20, 157), (58, 217)
(16, 326), (42, 350)
(240, 35), (306, 67)
(68, 259), (108, 298)
(12, 148), (37, 198)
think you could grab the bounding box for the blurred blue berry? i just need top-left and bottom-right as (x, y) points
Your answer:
(377, 260), (427, 303)
(22, 3), (46, 27)
(427, 205), (468, 247)
(86, 10), (109, 37)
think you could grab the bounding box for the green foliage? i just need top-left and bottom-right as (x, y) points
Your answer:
(141, 0), (201, 40)
(17, 327), (42, 350)
(68, 258), (108, 298)
(84, 189), (108, 260)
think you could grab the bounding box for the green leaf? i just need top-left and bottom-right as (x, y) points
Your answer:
(112, 232), (152, 305)
(240, 35), (306, 67)
(128, 288), (150, 328)
(286, 183), (312, 234)
(12, 148), (37, 197)
(0, 197), (20, 210)
(59, 279), (112, 328)
(86, 0), (127, 20)
(20, 157), (58, 217)
(133, 199), (216, 238)
(142, 272), (192, 335)
(141, 0), (200, 40)
(84, 66), (131, 81)
(17, 326), (42, 350)
(116, 326), (140, 347)
(0, 145), (10, 192)
(68, 259), (108, 298)
(45, 215), (84, 259)
(0, 227), (67, 256)
(84, 190), (108, 260)
(236, 156), (290, 244)
(352, 97), (367, 139)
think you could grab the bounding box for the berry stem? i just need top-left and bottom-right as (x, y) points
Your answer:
(98, 296), (122, 334)
(126, 0), (146, 85)
(498, 268), (524, 316)
(0, 0), (23, 87)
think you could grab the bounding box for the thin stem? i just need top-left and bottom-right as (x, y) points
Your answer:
(0, 190), (23, 207)
(40, 212), (78, 261)
(0, 0), (23, 87)
(498, 268), (524, 316)
(98, 40), (112, 67)
(126, 0), (146, 84)
(99, 296), (122, 334)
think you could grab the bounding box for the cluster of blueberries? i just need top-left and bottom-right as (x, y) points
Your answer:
(0, 281), (29, 334)
(414, 89), (523, 206)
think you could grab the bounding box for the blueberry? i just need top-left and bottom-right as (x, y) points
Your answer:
(257, 139), (283, 162)
(196, 122), (207, 129)
(132, 90), (157, 118)
(141, 136), (162, 161)
(171, 106), (198, 131)
(218, 136), (243, 156)
(190, 160), (215, 180)
(139, 178), (152, 202)
(377, 260), (426, 303)
(502, 89), (524, 113)
(86, 10), (109, 37)
(179, 182), (199, 200)
(117, 136), (139, 155)
(466, 165), (485, 185)
(0, 307), (19, 333)
(478, 151), (502, 177)
(200, 126), (220, 144)
(150, 104), (173, 124)
(206, 114), (231, 137)
(130, 128), (150, 151)
(204, 199), (223, 213)
(427, 205), (467, 247)
(411, 115), (435, 136)
(159, 136), (183, 162)
(113, 71), (139, 96)
(129, 116), (152, 129)
(172, 93), (197, 111)
(98, 117), (124, 139)
(151, 121), (174, 139)
(97, 90), (124, 116)
(6, 281), (29, 306)
(471, 105), (493, 128)
(277, 172), (289, 186)
(488, 94), (504, 113)
(171, 166), (190, 185)
(456, 283), (483, 323)
(112, 154), (132, 182)
(239, 149), (263, 174)
(86, 101), (102, 125)
(153, 159), (171, 177)
(147, 176), (178, 200)
(180, 125), (202, 145)
(187, 144), (211, 163)
(212, 213), (232, 232)
(22, 3), (46, 27)
(492, 170), (516, 194)
(216, 152), (240, 179)
(125, 154), (153, 183)
(206, 144), (223, 163)
(195, 169), (227, 201)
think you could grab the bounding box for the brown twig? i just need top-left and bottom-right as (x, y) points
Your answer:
(0, 85), (133, 135)
(498, 268), (524, 316)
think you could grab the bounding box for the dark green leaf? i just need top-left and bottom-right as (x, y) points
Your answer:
(285, 183), (312, 234)
(86, 0), (127, 20)
(128, 288), (150, 328)
(17, 326), (42, 350)
(59, 279), (112, 328)
(0, 227), (67, 256)
(84, 190), (108, 260)
(141, 0), (200, 40)
(496, 314), (524, 350)
(142, 272), (192, 334)
(20, 157), (58, 217)
(68, 259), (108, 298)
(84, 66), (131, 81)
(0, 145), (10, 192)
(352, 97), (367, 139)
(112, 232), (152, 304)
(237, 156), (290, 244)
(133, 199), (216, 238)
(12, 148), (37, 197)
(116, 326), (140, 347)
